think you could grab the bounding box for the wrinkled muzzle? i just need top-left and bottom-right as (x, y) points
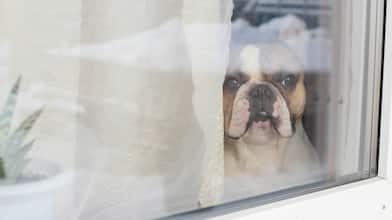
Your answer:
(226, 83), (293, 139)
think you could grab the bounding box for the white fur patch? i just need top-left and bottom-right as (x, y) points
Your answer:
(275, 94), (293, 137)
(227, 98), (250, 138)
(240, 45), (260, 77)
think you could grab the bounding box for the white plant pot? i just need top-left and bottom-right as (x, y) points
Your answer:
(0, 159), (72, 220)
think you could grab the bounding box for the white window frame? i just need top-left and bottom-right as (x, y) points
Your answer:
(209, 1), (392, 220)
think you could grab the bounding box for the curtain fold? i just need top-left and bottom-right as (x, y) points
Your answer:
(183, 0), (233, 207)
(75, 0), (231, 218)
(0, 0), (232, 218)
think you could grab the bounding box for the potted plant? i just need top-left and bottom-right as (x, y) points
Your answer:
(0, 77), (71, 220)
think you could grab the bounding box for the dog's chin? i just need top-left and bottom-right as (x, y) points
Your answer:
(241, 119), (279, 144)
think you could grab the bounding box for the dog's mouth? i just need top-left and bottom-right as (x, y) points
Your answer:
(248, 109), (280, 131)
(226, 111), (280, 140)
(252, 111), (275, 122)
(247, 110), (277, 129)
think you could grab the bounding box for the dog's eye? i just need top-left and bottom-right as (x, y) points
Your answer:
(225, 78), (241, 91)
(281, 75), (297, 89)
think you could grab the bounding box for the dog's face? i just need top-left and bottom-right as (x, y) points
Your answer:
(224, 44), (306, 144)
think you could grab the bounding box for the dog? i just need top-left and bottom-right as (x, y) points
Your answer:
(223, 43), (320, 180)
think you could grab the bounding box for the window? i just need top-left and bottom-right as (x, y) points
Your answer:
(0, 0), (385, 219)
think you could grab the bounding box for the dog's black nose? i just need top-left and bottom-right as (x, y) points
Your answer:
(250, 84), (274, 100)
(249, 84), (276, 120)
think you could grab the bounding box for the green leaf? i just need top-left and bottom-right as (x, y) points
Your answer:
(0, 76), (44, 183)
(0, 77), (21, 152)
(5, 139), (34, 158)
(5, 159), (29, 182)
(5, 108), (43, 155)
(3, 141), (34, 181)
(0, 158), (5, 179)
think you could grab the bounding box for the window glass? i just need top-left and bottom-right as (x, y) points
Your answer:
(0, 0), (382, 219)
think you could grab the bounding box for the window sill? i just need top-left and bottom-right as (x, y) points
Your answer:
(214, 177), (392, 220)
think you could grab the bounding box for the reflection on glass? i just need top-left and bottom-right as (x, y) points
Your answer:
(0, 0), (380, 219)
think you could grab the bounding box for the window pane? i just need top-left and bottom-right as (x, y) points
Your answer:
(0, 0), (383, 219)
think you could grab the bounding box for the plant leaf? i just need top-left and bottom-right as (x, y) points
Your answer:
(5, 159), (29, 182)
(5, 108), (43, 154)
(2, 140), (35, 182)
(0, 77), (43, 183)
(5, 139), (34, 158)
(0, 77), (21, 153)
(0, 158), (5, 179)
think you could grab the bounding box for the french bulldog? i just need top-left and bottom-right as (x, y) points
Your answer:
(223, 43), (320, 178)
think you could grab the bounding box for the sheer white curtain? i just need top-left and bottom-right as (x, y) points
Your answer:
(0, 1), (80, 219)
(75, 1), (232, 218)
(0, 1), (81, 219)
(0, 0), (81, 169)
(183, 0), (233, 207)
(0, 0), (233, 219)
